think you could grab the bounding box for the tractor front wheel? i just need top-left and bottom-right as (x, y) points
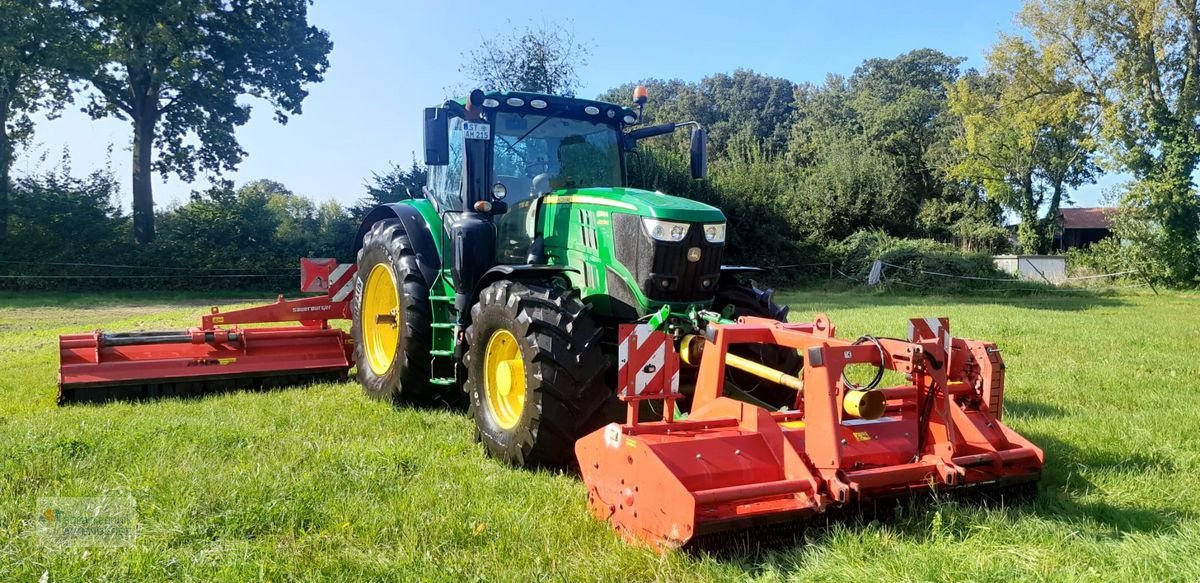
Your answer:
(351, 219), (446, 407)
(464, 280), (611, 468)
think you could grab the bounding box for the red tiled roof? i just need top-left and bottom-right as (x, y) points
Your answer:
(1059, 207), (1113, 230)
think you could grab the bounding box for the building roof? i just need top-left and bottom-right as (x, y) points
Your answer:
(1059, 207), (1113, 230)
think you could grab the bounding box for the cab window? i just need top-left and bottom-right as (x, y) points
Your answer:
(427, 117), (464, 211)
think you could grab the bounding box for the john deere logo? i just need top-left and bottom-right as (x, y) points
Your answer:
(42, 508), (56, 522)
(687, 247), (702, 262)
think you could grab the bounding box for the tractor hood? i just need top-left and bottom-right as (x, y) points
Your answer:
(541, 187), (725, 223)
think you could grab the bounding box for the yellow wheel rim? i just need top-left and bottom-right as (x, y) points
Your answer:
(484, 329), (526, 429)
(362, 263), (400, 376)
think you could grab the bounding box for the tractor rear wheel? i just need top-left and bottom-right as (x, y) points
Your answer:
(464, 280), (611, 467)
(712, 281), (803, 409)
(351, 219), (446, 407)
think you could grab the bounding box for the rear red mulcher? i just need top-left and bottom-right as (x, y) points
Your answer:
(57, 259), (357, 404)
(575, 315), (1043, 551)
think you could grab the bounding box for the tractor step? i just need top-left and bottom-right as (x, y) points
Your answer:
(430, 349), (454, 357)
(430, 377), (457, 386)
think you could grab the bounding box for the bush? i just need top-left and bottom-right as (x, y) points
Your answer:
(0, 164), (357, 291)
(829, 230), (1016, 291)
(1064, 237), (1140, 286)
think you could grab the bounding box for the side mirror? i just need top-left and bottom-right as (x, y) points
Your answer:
(423, 107), (449, 166)
(690, 126), (708, 180)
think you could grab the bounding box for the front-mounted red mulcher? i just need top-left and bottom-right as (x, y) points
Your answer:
(575, 315), (1043, 551)
(57, 259), (358, 404)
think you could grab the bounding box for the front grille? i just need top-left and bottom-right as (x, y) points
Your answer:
(613, 214), (724, 303)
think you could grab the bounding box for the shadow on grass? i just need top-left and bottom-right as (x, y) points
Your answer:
(1021, 431), (1186, 535)
(58, 372), (347, 406)
(689, 427), (1188, 567)
(59, 374), (470, 412)
(1003, 398), (1071, 420)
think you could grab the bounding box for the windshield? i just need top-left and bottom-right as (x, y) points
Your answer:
(491, 112), (622, 204)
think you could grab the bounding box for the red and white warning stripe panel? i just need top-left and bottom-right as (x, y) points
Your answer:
(617, 323), (680, 400)
(300, 258), (357, 301)
(329, 264), (356, 302)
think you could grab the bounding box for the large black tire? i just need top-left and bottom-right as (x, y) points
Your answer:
(464, 280), (612, 468)
(351, 219), (446, 407)
(711, 281), (803, 409)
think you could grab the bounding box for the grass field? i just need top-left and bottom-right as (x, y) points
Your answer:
(2, 288), (1199, 582)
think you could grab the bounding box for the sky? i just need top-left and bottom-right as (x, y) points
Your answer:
(16, 0), (1123, 212)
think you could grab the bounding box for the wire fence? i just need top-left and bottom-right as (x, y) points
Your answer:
(765, 258), (1146, 294)
(0, 258), (1149, 294)
(0, 258), (302, 291)
(867, 260), (1145, 293)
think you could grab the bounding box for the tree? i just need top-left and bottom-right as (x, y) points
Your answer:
(461, 21), (589, 96)
(947, 40), (1098, 254)
(0, 0), (73, 238)
(69, 0), (332, 243)
(2, 151), (124, 262)
(787, 50), (972, 235)
(599, 72), (796, 156)
(848, 49), (966, 205)
(692, 70), (796, 156)
(1018, 0), (1200, 282)
(352, 160), (426, 219)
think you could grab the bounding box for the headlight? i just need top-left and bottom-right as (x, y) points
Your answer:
(703, 223), (726, 243)
(642, 218), (690, 242)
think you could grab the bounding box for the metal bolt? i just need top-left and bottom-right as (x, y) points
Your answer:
(734, 449), (741, 456)
(696, 453), (702, 459)
(840, 439), (848, 445)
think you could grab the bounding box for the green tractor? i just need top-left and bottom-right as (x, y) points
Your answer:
(351, 88), (795, 467)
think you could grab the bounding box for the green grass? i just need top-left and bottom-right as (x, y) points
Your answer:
(1, 288), (1198, 582)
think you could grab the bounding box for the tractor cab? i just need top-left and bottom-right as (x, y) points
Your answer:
(422, 89), (722, 321)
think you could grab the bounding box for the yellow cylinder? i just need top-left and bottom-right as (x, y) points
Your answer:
(681, 335), (804, 392)
(843, 389), (886, 420)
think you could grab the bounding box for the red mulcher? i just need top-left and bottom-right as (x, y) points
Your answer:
(57, 259), (356, 404)
(575, 315), (1043, 551)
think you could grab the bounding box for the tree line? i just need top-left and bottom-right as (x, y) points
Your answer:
(0, 152), (419, 289)
(2, 1), (1198, 288)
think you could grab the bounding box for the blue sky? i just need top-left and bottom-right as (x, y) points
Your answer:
(17, 0), (1120, 210)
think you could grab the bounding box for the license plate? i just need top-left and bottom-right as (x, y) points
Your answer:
(463, 122), (491, 140)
